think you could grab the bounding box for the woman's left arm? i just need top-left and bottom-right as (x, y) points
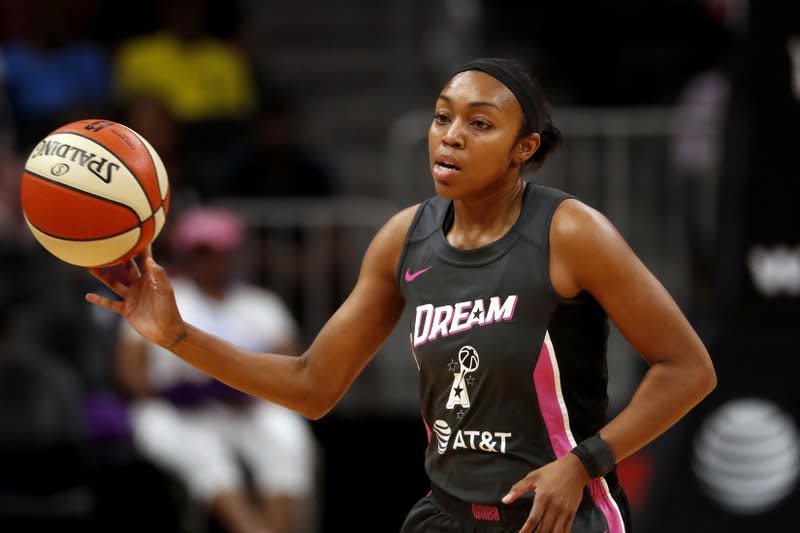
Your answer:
(505, 199), (716, 533)
(549, 198), (717, 463)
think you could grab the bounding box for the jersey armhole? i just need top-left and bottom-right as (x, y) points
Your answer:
(395, 202), (428, 288)
(543, 197), (594, 306)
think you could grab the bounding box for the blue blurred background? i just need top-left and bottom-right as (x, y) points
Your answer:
(1, 0), (799, 531)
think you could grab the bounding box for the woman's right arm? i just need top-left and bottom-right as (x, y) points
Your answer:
(87, 205), (419, 419)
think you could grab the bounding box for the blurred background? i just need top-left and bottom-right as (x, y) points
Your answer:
(1, 0), (799, 531)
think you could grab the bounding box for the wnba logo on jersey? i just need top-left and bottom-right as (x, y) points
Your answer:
(429, 347), (513, 456)
(447, 346), (480, 410)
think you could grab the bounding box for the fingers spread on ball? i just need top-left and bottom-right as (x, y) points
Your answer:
(126, 258), (141, 281)
(89, 267), (129, 297)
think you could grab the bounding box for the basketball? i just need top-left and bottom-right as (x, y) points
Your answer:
(20, 119), (170, 268)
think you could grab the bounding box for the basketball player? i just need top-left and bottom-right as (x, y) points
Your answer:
(86, 58), (717, 533)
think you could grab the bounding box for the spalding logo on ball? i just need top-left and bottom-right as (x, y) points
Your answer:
(20, 119), (170, 268)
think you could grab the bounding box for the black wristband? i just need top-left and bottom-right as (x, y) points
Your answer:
(570, 434), (616, 479)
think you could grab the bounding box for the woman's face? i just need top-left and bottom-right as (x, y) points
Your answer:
(428, 70), (528, 200)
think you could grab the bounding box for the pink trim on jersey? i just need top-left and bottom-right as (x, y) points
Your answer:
(423, 416), (432, 444)
(533, 331), (626, 533)
(589, 478), (626, 533)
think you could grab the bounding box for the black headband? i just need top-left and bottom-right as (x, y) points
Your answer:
(452, 58), (541, 132)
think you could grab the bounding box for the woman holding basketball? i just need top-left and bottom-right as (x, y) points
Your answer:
(87, 58), (716, 533)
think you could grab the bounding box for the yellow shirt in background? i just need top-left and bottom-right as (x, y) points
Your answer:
(115, 32), (256, 122)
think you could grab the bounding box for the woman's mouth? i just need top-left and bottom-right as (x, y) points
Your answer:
(433, 161), (461, 180)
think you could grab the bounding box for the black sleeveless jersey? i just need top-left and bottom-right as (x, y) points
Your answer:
(398, 183), (629, 532)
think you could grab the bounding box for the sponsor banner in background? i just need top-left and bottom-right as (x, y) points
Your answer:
(717, 0), (800, 323)
(640, 2), (800, 531)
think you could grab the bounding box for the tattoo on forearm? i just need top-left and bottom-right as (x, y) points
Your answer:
(166, 330), (188, 349)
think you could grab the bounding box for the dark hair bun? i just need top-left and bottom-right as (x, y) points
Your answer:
(528, 120), (562, 172)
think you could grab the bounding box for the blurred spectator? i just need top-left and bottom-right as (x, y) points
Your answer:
(0, 231), (119, 401)
(671, 68), (730, 314)
(117, 93), (200, 220)
(216, 77), (343, 328)
(220, 78), (339, 198)
(0, 0), (112, 154)
(113, 0), (256, 123)
(0, 236), (91, 529)
(113, 0), (259, 200)
(0, 209), (187, 531)
(668, 0), (735, 317)
(116, 207), (319, 533)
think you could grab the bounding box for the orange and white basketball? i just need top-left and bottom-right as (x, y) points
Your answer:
(20, 119), (170, 268)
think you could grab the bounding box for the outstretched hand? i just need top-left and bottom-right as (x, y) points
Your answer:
(503, 453), (590, 533)
(86, 247), (185, 348)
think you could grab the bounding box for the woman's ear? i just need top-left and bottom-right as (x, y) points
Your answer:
(516, 132), (541, 165)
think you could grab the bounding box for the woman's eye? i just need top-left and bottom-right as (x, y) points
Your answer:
(471, 120), (490, 130)
(434, 113), (449, 124)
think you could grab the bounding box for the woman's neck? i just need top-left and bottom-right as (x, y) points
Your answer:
(447, 178), (526, 249)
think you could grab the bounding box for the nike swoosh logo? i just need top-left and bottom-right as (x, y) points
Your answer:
(405, 266), (432, 282)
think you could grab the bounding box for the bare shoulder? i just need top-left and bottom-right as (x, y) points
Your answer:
(550, 198), (621, 253)
(382, 203), (422, 241)
(361, 203), (422, 277)
(549, 198), (633, 297)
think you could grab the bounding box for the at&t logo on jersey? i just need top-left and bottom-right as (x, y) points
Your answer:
(413, 294), (518, 347)
(432, 344), (512, 456)
(432, 418), (512, 455)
